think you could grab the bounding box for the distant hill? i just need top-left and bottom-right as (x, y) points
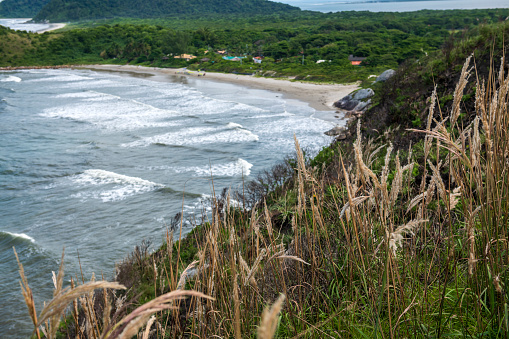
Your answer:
(33, 0), (300, 22)
(0, 0), (50, 18)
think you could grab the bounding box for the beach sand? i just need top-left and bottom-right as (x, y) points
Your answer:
(37, 23), (66, 33)
(80, 64), (359, 113)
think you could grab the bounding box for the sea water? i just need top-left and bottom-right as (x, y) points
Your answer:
(0, 68), (337, 336)
(281, 0), (509, 12)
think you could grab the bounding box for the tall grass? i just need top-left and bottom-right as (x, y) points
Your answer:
(16, 55), (508, 337)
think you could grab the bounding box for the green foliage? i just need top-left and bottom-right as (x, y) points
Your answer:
(0, 0), (49, 18)
(1, 9), (508, 84)
(32, 0), (300, 22)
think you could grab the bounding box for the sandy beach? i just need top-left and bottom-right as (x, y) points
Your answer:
(80, 64), (359, 112)
(37, 23), (66, 33)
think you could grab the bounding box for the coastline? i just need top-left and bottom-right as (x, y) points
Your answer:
(79, 64), (359, 113)
(37, 23), (66, 33)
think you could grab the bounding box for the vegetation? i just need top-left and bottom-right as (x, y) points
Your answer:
(13, 20), (509, 338)
(32, 0), (299, 22)
(1, 9), (508, 84)
(0, 0), (50, 18)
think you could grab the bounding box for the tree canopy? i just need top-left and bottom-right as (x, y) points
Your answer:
(32, 0), (300, 22)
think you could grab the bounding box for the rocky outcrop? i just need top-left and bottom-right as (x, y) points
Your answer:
(375, 69), (395, 82)
(324, 126), (347, 139)
(328, 88), (375, 139)
(334, 88), (374, 113)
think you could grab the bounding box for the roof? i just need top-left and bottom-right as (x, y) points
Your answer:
(174, 54), (197, 59)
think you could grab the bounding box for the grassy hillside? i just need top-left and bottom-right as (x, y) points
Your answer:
(12, 20), (509, 338)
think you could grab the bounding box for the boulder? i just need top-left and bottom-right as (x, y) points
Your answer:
(376, 69), (395, 82)
(353, 88), (374, 101)
(354, 99), (372, 112)
(334, 94), (359, 110)
(324, 126), (347, 137)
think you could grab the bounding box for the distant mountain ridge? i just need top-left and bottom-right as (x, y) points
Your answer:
(0, 0), (50, 18)
(30, 0), (300, 22)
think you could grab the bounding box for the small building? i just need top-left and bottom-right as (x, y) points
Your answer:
(348, 55), (367, 66)
(174, 54), (197, 61)
(216, 50), (227, 55)
(222, 56), (245, 61)
(253, 57), (263, 64)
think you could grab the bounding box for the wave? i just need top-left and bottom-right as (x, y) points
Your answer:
(0, 231), (35, 243)
(40, 91), (181, 130)
(70, 169), (164, 202)
(247, 112), (295, 119)
(122, 126), (259, 148)
(0, 76), (22, 83)
(227, 122), (243, 129)
(172, 158), (254, 177)
(73, 169), (161, 187)
(27, 74), (91, 83)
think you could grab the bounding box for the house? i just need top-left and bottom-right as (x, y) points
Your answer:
(216, 50), (227, 55)
(253, 57), (263, 64)
(222, 56), (245, 61)
(174, 54), (197, 61)
(348, 55), (367, 66)
(316, 60), (331, 64)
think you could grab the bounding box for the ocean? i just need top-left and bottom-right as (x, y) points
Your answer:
(280, 0), (509, 12)
(0, 68), (336, 336)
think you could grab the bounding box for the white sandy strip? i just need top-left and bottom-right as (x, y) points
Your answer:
(80, 64), (359, 111)
(37, 23), (66, 33)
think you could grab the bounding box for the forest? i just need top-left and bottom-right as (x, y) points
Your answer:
(0, 0), (49, 18)
(1, 9), (508, 83)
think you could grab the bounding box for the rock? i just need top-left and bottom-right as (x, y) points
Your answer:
(334, 89), (374, 111)
(334, 94), (360, 110)
(353, 88), (374, 101)
(324, 126), (347, 136)
(336, 132), (348, 140)
(353, 98), (372, 112)
(376, 69), (395, 82)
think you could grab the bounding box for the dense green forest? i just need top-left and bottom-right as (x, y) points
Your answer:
(1, 9), (508, 83)
(32, 0), (300, 22)
(0, 0), (50, 18)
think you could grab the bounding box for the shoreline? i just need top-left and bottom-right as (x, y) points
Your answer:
(79, 64), (359, 113)
(37, 23), (66, 33)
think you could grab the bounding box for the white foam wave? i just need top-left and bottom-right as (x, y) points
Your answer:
(73, 169), (160, 187)
(71, 169), (163, 202)
(247, 112), (295, 119)
(41, 91), (181, 130)
(227, 122), (243, 129)
(123, 127), (259, 148)
(28, 74), (91, 82)
(53, 91), (100, 99)
(173, 159), (253, 177)
(1, 75), (22, 83)
(1, 231), (35, 243)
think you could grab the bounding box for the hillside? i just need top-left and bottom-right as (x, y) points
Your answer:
(360, 20), (509, 149)
(8, 17), (509, 338)
(32, 0), (300, 22)
(0, 0), (50, 18)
